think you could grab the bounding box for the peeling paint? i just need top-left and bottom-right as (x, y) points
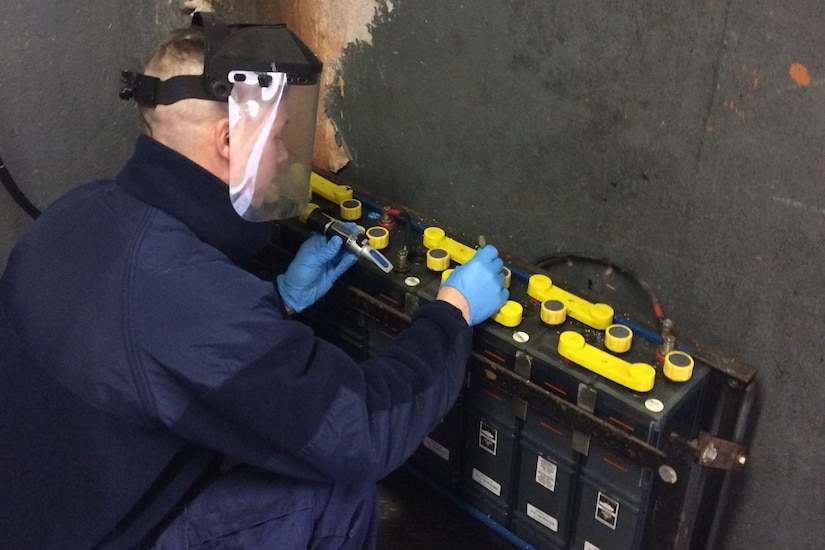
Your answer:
(789, 62), (811, 87)
(280, 0), (394, 171)
(180, 0), (223, 15)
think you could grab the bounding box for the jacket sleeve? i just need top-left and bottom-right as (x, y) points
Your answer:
(130, 240), (472, 484)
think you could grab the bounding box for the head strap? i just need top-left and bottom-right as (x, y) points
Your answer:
(119, 12), (321, 107)
(119, 13), (230, 106)
(119, 72), (213, 105)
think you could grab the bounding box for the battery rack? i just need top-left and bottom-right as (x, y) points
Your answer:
(254, 170), (757, 550)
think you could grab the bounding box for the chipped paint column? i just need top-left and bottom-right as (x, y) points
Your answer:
(279, 0), (394, 172)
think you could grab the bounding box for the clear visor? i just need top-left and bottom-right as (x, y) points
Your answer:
(228, 71), (319, 221)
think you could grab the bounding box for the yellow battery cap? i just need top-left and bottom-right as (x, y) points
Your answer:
(502, 266), (512, 289)
(663, 351), (694, 382)
(340, 199), (362, 221)
(605, 324), (633, 353)
(427, 248), (451, 271)
(366, 226), (390, 250)
(541, 299), (567, 325)
(493, 300), (523, 328)
(422, 227), (476, 264)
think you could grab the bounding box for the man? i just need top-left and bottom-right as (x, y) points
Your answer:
(0, 14), (508, 549)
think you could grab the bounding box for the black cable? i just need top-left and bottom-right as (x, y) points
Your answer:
(0, 152), (41, 219)
(533, 252), (664, 322)
(394, 208), (412, 251)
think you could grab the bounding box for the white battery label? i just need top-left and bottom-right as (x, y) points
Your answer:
(595, 491), (620, 530)
(526, 503), (558, 532)
(422, 437), (450, 461)
(535, 455), (558, 492)
(472, 468), (502, 496)
(478, 420), (498, 456)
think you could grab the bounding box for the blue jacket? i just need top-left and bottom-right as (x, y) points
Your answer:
(0, 136), (472, 548)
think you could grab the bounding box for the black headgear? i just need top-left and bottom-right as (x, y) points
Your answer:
(119, 12), (322, 106)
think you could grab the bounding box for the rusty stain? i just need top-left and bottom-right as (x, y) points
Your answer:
(749, 69), (760, 91)
(280, 0), (392, 172)
(789, 62), (811, 87)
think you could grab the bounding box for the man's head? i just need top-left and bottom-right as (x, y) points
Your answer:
(121, 14), (322, 221)
(140, 27), (230, 180)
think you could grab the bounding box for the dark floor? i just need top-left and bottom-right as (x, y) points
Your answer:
(376, 468), (519, 550)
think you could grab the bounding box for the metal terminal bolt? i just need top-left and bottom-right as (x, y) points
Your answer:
(659, 334), (676, 357)
(658, 318), (675, 357)
(395, 246), (411, 273)
(702, 443), (719, 464)
(379, 206), (393, 227)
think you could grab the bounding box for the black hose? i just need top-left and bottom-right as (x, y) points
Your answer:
(533, 252), (664, 322)
(0, 152), (41, 219)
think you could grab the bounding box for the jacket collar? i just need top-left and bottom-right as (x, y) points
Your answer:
(117, 135), (271, 264)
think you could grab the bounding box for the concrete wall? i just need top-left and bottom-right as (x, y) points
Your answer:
(315, 1), (823, 548)
(0, 2), (180, 269)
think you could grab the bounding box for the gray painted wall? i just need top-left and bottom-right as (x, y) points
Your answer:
(0, 2), (189, 270)
(330, 1), (824, 549)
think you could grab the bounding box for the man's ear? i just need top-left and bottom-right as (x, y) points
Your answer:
(216, 117), (231, 161)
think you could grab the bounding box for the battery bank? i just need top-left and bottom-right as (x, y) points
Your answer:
(591, 367), (709, 447)
(262, 182), (755, 550)
(523, 353), (587, 405)
(474, 329), (518, 369)
(570, 441), (652, 550)
(512, 408), (580, 549)
(409, 396), (464, 488)
(460, 377), (521, 527)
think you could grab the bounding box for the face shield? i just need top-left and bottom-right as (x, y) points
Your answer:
(119, 13), (322, 221)
(228, 71), (318, 221)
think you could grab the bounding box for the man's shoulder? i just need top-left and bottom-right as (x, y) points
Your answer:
(36, 178), (142, 225)
(51, 178), (116, 204)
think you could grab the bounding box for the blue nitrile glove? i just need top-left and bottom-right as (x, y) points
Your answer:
(276, 233), (358, 313)
(443, 245), (509, 326)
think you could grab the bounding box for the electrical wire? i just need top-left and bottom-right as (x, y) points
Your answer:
(387, 208), (412, 251)
(0, 152), (41, 219)
(533, 252), (664, 323)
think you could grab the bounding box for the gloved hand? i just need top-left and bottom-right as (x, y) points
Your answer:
(442, 245), (509, 326)
(277, 234), (358, 313)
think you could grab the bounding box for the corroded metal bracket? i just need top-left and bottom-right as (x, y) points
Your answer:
(670, 432), (748, 471)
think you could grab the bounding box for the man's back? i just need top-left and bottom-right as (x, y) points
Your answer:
(0, 181), (217, 548)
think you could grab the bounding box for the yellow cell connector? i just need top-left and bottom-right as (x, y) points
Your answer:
(557, 331), (655, 392)
(528, 274), (614, 330)
(493, 300), (523, 328)
(422, 227), (477, 265)
(310, 172), (354, 205)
